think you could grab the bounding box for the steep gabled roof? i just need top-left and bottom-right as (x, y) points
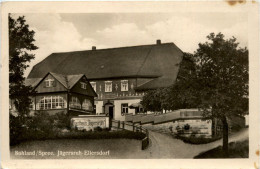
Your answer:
(24, 78), (42, 88)
(28, 42), (183, 89)
(26, 72), (85, 90)
(135, 77), (175, 91)
(25, 72), (97, 97)
(50, 72), (84, 89)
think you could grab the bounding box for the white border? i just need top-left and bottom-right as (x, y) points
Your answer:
(1, 1), (259, 169)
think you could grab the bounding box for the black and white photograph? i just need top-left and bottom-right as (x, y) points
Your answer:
(1, 1), (259, 169)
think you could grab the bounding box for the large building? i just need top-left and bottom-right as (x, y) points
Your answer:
(27, 40), (183, 121)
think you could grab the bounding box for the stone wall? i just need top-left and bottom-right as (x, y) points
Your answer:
(142, 119), (212, 138)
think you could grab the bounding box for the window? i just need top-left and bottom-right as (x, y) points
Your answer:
(137, 107), (143, 113)
(45, 79), (55, 87)
(80, 82), (87, 89)
(82, 99), (93, 111)
(105, 81), (112, 92)
(90, 82), (96, 92)
(70, 96), (81, 109)
(121, 80), (128, 91)
(121, 103), (128, 114)
(38, 96), (66, 110)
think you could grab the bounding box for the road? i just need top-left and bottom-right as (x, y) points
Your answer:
(10, 128), (248, 159)
(142, 128), (248, 158)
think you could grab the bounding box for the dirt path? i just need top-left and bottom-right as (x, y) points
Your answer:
(143, 128), (248, 158)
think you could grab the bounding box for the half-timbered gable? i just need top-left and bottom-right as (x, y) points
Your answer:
(34, 73), (67, 93)
(70, 75), (97, 97)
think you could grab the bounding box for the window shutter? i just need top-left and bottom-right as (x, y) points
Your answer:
(44, 81), (47, 88)
(53, 80), (56, 87)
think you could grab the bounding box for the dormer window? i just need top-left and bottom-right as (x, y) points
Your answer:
(121, 80), (128, 91)
(105, 81), (112, 92)
(90, 82), (96, 92)
(81, 82), (87, 89)
(45, 79), (54, 87)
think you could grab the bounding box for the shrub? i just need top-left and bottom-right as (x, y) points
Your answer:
(52, 111), (71, 129)
(10, 114), (28, 146)
(55, 130), (146, 140)
(10, 111), (68, 146)
(175, 134), (222, 144)
(94, 126), (103, 132)
(10, 110), (146, 146)
(28, 111), (55, 133)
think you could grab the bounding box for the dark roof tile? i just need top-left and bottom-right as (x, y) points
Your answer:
(25, 72), (85, 90)
(28, 42), (183, 89)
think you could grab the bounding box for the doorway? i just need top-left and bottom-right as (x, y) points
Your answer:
(109, 106), (114, 119)
(104, 101), (114, 119)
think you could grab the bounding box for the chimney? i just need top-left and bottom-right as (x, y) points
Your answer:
(92, 46), (96, 50)
(156, 39), (161, 45)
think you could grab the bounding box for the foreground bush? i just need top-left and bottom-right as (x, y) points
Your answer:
(10, 111), (70, 146)
(10, 114), (29, 146)
(57, 130), (146, 140)
(194, 139), (249, 158)
(10, 111), (146, 146)
(175, 135), (222, 144)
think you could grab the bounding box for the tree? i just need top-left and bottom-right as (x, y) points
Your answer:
(141, 33), (248, 156)
(141, 52), (199, 112)
(9, 14), (38, 117)
(164, 52), (200, 110)
(141, 88), (164, 113)
(194, 33), (248, 155)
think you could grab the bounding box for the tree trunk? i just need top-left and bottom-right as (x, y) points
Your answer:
(222, 116), (229, 156)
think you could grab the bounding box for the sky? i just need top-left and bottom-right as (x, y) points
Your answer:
(11, 13), (248, 77)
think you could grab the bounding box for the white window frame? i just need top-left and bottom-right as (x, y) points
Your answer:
(82, 99), (93, 111)
(80, 82), (87, 89)
(90, 82), (96, 92)
(121, 103), (128, 114)
(37, 96), (66, 110)
(45, 79), (54, 87)
(70, 96), (81, 109)
(105, 81), (112, 92)
(121, 80), (128, 91)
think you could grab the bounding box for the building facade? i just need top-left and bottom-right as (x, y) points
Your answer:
(10, 72), (97, 116)
(27, 40), (183, 121)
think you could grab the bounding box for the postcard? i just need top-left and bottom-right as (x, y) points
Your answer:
(1, 1), (259, 169)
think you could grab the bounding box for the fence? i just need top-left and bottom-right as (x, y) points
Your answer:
(111, 120), (149, 150)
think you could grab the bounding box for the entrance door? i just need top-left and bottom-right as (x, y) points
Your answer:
(109, 106), (114, 119)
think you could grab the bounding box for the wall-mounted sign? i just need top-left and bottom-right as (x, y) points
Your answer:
(71, 116), (109, 131)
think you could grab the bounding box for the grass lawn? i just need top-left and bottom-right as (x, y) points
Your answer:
(194, 139), (249, 158)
